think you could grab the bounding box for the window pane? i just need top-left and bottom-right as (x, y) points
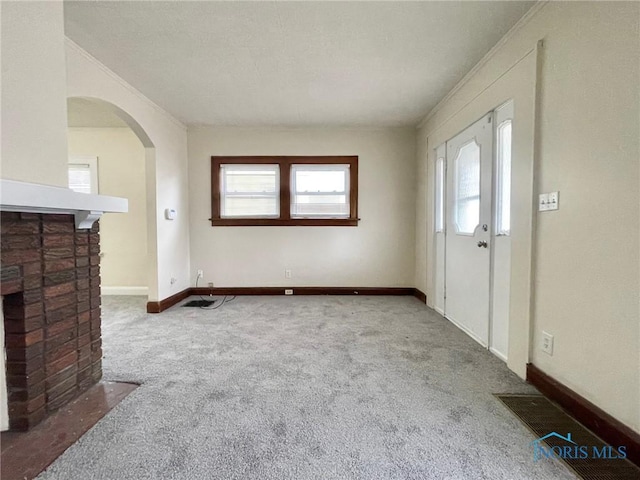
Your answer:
(295, 170), (346, 193)
(223, 165), (278, 193)
(222, 197), (278, 217)
(292, 195), (348, 216)
(496, 121), (512, 235)
(220, 164), (279, 217)
(454, 140), (480, 234)
(435, 156), (444, 233)
(68, 165), (92, 194)
(291, 165), (349, 217)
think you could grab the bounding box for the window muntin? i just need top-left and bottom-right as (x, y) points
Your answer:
(290, 164), (350, 218)
(211, 156), (358, 226)
(453, 140), (480, 235)
(220, 164), (279, 218)
(434, 156), (445, 233)
(496, 120), (512, 235)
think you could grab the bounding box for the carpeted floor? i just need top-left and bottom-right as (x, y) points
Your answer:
(38, 295), (575, 479)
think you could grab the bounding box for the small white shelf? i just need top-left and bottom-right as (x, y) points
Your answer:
(0, 179), (128, 229)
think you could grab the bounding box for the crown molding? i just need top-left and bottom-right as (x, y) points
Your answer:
(65, 38), (187, 131)
(416, 1), (549, 130)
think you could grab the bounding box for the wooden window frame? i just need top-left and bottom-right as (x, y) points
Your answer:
(211, 156), (358, 226)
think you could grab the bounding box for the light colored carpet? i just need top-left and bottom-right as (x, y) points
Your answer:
(38, 295), (575, 479)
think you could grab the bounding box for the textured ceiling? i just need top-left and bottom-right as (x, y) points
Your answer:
(64, 1), (534, 127)
(67, 97), (130, 128)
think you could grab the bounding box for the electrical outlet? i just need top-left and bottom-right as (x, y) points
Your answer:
(285, 269), (292, 279)
(197, 270), (203, 278)
(284, 289), (293, 295)
(542, 331), (554, 355)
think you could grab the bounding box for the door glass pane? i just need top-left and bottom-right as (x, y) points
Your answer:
(454, 140), (480, 235)
(496, 121), (512, 235)
(435, 156), (445, 233)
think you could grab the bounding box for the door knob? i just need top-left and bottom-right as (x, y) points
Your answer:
(477, 241), (488, 248)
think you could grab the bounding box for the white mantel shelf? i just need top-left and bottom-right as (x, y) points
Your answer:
(0, 179), (128, 229)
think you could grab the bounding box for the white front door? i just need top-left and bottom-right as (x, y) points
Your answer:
(445, 113), (493, 346)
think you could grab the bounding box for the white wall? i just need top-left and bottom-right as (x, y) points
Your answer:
(188, 127), (416, 288)
(66, 41), (190, 302)
(68, 128), (148, 293)
(417, 1), (639, 433)
(1, 1), (68, 187)
(529, 2), (639, 434)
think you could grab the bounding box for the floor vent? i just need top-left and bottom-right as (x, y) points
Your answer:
(182, 300), (216, 307)
(496, 394), (640, 479)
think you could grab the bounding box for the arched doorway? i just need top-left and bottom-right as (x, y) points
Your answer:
(66, 97), (158, 304)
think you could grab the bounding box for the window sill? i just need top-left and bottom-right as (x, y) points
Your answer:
(210, 218), (358, 227)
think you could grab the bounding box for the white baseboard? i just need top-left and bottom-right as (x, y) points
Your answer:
(101, 286), (148, 296)
(445, 314), (488, 348)
(489, 347), (508, 363)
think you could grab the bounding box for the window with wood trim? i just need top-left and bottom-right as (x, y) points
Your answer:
(211, 156), (358, 226)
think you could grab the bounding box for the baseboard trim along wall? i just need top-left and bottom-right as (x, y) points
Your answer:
(146, 289), (191, 313)
(526, 363), (640, 467)
(147, 287), (428, 313)
(101, 286), (149, 296)
(413, 288), (427, 304)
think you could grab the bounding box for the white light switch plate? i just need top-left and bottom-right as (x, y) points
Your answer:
(539, 192), (559, 211)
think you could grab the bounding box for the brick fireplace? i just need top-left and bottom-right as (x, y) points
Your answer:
(1, 212), (102, 430)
